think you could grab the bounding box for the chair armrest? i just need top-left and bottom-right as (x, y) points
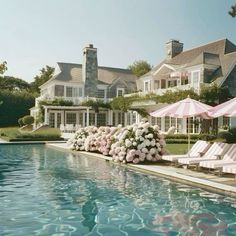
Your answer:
(198, 152), (205, 157)
(214, 154), (223, 160)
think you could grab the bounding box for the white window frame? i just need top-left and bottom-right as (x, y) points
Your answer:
(191, 70), (200, 92)
(116, 88), (125, 97)
(143, 80), (151, 92)
(97, 89), (106, 98)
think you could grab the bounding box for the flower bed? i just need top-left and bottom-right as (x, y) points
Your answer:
(68, 120), (165, 164)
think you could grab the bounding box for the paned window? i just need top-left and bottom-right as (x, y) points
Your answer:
(117, 88), (124, 97)
(55, 85), (64, 96)
(66, 87), (73, 97)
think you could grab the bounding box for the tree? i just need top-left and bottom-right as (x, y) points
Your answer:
(229, 4), (236, 17)
(199, 83), (232, 106)
(0, 61), (7, 74)
(128, 60), (151, 77)
(0, 76), (30, 91)
(30, 65), (55, 93)
(0, 90), (35, 126)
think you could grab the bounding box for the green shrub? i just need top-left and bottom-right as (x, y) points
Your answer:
(223, 127), (236, 143)
(165, 139), (196, 144)
(22, 115), (34, 125)
(18, 118), (24, 127)
(165, 133), (216, 142)
(0, 90), (35, 126)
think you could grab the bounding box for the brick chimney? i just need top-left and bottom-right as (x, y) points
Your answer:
(166, 39), (183, 60)
(82, 44), (98, 97)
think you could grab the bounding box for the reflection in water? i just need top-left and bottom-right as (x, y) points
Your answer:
(81, 182), (98, 231)
(1, 145), (236, 235)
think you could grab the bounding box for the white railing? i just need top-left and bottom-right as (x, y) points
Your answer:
(125, 84), (192, 97)
(35, 95), (111, 107)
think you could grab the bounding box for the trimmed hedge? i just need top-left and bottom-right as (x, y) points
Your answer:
(165, 133), (217, 144)
(22, 115), (34, 125)
(218, 127), (236, 143)
(0, 90), (35, 126)
(0, 127), (62, 141)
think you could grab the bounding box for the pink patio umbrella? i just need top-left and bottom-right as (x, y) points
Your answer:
(150, 96), (213, 152)
(209, 97), (236, 118)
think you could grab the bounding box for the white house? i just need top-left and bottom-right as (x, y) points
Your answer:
(131, 39), (236, 133)
(30, 44), (138, 129)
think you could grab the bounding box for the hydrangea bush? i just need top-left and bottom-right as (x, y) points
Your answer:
(68, 126), (97, 151)
(68, 120), (165, 164)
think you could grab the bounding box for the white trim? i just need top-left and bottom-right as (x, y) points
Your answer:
(153, 64), (175, 75)
(116, 87), (125, 97)
(143, 80), (151, 92)
(190, 70), (201, 93)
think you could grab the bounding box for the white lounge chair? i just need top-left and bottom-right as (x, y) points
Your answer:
(162, 140), (211, 163)
(222, 164), (236, 175)
(178, 142), (230, 166)
(199, 144), (236, 170)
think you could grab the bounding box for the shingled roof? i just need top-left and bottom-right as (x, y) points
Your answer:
(142, 38), (236, 85)
(41, 63), (137, 88)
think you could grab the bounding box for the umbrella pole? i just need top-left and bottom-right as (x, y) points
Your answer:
(188, 117), (190, 155)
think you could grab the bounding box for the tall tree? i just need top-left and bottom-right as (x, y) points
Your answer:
(30, 65), (55, 93)
(0, 61), (7, 74)
(128, 60), (151, 77)
(229, 4), (236, 17)
(0, 76), (30, 91)
(200, 83), (232, 106)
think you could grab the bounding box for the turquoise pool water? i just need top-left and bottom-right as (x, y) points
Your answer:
(1, 145), (236, 236)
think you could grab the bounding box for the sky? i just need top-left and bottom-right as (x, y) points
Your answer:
(0, 0), (236, 82)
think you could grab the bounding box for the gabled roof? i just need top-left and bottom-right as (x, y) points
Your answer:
(165, 38), (235, 66)
(141, 38), (236, 86)
(40, 63), (137, 88)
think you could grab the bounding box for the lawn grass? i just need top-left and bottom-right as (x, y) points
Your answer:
(0, 126), (62, 141)
(165, 143), (192, 155)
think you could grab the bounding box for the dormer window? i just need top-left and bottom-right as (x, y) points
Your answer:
(97, 89), (105, 98)
(117, 88), (125, 97)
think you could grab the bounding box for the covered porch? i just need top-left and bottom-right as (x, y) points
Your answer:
(42, 105), (139, 131)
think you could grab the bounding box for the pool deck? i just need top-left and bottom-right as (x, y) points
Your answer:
(47, 142), (236, 197)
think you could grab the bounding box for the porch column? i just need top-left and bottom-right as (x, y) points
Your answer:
(44, 108), (48, 125)
(124, 112), (128, 127)
(86, 107), (89, 127)
(82, 112), (86, 127)
(62, 110), (65, 125)
(161, 117), (165, 132)
(110, 110), (113, 126)
(165, 79), (168, 88)
(95, 113), (97, 127)
(107, 110), (112, 126)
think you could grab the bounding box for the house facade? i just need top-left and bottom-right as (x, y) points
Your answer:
(31, 44), (138, 129)
(132, 38), (236, 133)
(31, 39), (236, 133)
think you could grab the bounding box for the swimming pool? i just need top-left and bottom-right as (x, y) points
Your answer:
(1, 145), (236, 235)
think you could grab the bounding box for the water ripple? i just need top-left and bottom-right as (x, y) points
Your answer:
(0, 145), (236, 235)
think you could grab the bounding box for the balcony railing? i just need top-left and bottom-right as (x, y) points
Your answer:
(125, 84), (191, 97)
(35, 95), (110, 107)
